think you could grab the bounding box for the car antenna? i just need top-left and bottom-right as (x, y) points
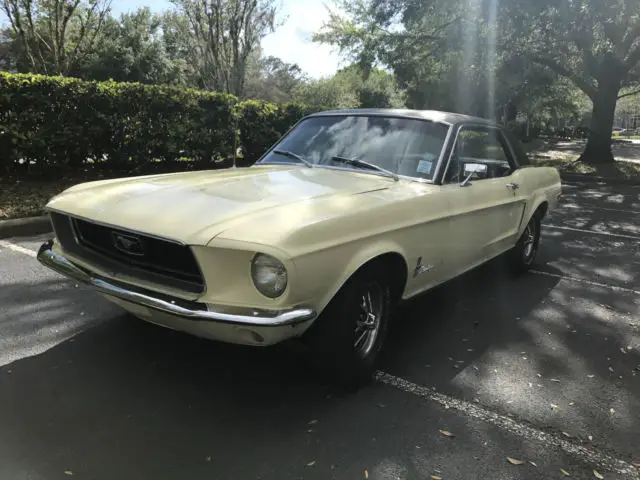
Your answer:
(231, 110), (239, 169)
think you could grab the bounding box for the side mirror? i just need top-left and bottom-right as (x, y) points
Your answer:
(460, 162), (487, 187)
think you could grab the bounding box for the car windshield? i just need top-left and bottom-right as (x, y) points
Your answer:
(259, 115), (450, 181)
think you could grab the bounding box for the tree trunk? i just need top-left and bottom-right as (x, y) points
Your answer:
(579, 81), (621, 165)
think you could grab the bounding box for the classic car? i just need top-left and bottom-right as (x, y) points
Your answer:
(37, 108), (562, 387)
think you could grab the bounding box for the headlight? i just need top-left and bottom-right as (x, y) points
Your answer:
(251, 253), (288, 298)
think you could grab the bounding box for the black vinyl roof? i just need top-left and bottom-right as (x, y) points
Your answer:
(306, 108), (499, 128)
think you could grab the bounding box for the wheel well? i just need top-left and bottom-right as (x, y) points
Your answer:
(534, 201), (548, 221)
(355, 253), (408, 304)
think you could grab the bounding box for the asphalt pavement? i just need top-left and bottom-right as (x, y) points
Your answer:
(0, 181), (639, 480)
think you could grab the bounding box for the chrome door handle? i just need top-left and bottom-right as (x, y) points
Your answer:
(505, 183), (519, 191)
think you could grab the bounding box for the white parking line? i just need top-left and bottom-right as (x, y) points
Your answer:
(544, 224), (640, 241)
(0, 240), (37, 258)
(560, 203), (640, 215)
(530, 269), (640, 295)
(375, 372), (640, 479)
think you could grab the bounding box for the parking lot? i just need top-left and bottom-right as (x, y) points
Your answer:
(1, 181), (639, 480)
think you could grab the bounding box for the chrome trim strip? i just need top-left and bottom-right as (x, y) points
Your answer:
(37, 241), (316, 327)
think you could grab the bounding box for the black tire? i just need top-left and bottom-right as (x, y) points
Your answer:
(508, 211), (541, 275)
(304, 264), (391, 390)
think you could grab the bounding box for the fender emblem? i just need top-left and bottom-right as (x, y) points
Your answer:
(414, 257), (434, 277)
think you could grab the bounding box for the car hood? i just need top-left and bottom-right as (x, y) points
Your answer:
(46, 165), (394, 245)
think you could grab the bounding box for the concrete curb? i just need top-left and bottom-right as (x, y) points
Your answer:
(0, 215), (52, 240)
(561, 173), (640, 186)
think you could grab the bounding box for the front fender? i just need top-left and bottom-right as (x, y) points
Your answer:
(292, 238), (409, 315)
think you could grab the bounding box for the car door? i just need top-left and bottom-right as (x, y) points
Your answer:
(440, 125), (528, 275)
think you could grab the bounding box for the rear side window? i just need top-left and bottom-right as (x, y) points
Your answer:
(502, 129), (531, 167)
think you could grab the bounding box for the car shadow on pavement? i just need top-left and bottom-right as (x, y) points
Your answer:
(1, 251), (638, 478)
(382, 253), (640, 461)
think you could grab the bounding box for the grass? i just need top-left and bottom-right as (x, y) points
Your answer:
(0, 178), (86, 220)
(531, 156), (640, 179)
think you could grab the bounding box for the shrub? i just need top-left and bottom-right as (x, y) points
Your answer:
(236, 100), (319, 166)
(0, 72), (321, 177)
(0, 73), (239, 177)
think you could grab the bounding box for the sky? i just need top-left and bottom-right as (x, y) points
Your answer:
(110, 0), (345, 78)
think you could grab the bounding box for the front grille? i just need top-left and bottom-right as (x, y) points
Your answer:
(50, 212), (205, 294)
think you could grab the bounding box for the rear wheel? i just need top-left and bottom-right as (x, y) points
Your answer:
(304, 264), (391, 390)
(508, 211), (541, 275)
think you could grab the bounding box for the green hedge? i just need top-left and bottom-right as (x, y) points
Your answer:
(236, 100), (317, 166)
(0, 73), (320, 177)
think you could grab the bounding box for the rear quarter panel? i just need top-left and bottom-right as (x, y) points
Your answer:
(515, 166), (562, 235)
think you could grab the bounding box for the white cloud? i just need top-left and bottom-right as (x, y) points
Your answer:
(261, 0), (345, 78)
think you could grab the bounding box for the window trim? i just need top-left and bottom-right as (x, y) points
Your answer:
(439, 123), (520, 185)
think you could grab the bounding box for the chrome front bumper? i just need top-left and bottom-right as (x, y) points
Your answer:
(37, 240), (316, 328)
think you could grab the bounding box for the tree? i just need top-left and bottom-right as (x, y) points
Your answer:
(292, 63), (406, 109)
(171, 0), (277, 96)
(1, 0), (112, 75)
(502, 0), (640, 164)
(75, 8), (189, 85)
(243, 53), (308, 102)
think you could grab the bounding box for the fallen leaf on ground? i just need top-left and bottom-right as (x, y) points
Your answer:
(431, 476), (442, 480)
(569, 402), (575, 406)
(473, 366), (479, 371)
(550, 404), (558, 409)
(447, 357), (454, 361)
(439, 429), (455, 437)
(562, 432), (571, 437)
(608, 366), (615, 373)
(467, 348), (474, 352)
(377, 404), (386, 408)
(551, 378), (561, 382)
(621, 348), (627, 354)
(593, 470), (604, 479)
(64, 472), (73, 476)
(365, 470), (369, 479)
(537, 373), (542, 378)
(205, 456), (211, 462)
(529, 461), (538, 467)
(507, 457), (524, 465)
(588, 435), (593, 441)
(308, 420), (318, 425)
(610, 408), (615, 416)
(587, 375), (595, 378)
(306, 461), (316, 467)
(561, 468), (570, 476)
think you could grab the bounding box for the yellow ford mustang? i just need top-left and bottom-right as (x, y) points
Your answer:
(38, 108), (562, 387)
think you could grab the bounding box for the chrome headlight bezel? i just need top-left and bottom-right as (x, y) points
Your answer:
(250, 252), (288, 298)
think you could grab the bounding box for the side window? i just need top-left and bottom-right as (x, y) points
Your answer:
(444, 126), (514, 184)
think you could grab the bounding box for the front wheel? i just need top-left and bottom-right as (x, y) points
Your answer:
(304, 265), (391, 390)
(508, 212), (541, 275)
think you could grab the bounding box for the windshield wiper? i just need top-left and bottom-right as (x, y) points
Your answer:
(331, 156), (398, 181)
(272, 149), (313, 168)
